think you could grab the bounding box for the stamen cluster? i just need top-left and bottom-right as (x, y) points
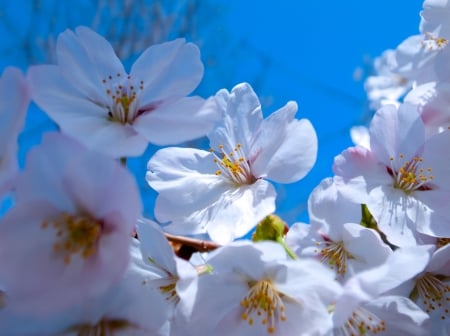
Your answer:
(341, 307), (386, 335)
(388, 155), (433, 194)
(315, 238), (354, 276)
(210, 143), (256, 185)
(422, 32), (449, 50)
(414, 273), (450, 320)
(103, 73), (144, 124)
(41, 211), (102, 265)
(240, 279), (287, 334)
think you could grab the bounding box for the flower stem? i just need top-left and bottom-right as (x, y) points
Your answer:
(276, 236), (298, 259)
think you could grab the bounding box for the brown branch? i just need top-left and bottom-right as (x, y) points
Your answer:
(164, 232), (220, 253)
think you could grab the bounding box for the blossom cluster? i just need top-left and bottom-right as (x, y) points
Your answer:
(0, 1), (450, 335)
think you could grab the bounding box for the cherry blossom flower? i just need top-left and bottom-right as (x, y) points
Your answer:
(134, 217), (199, 335)
(421, 0), (450, 42)
(392, 243), (450, 335)
(176, 241), (341, 336)
(147, 82), (317, 244)
(286, 178), (391, 282)
(365, 0), (450, 111)
(0, 67), (30, 196)
(334, 102), (450, 246)
(364, 49), (410, 110)
(331, 245), (433, 336)
(404, 81), (450, 137)
(28, 26), (219, 158)
(0, 239), (171, 336)
(0, 132), (142, 315)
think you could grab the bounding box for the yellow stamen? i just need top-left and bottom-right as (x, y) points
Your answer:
(210, 143), (256, 185)
(413, 272), (450, 320)
(41, 212), (102, 265)
(240, 279), (287, 333)
(388, 155), (433, 194)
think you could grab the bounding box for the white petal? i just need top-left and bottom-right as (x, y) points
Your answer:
(131, 39), (203, 104)
(251, 102), (317, 183)
(134, 96), (220, 145)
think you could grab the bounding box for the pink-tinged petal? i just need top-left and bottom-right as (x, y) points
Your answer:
(333, 145), (384, 181)
(131, 39), (203, 104)
(60, 145), (142, 227)
(0, 133), (142, 315)
(208, 83), (263, 153)
(369, 103), (426, 165)
(0, 67), (30, 138)
(39, 131), (142, 216)
(28, 65), (148, 157)
(16, 133), (80, 207)
(56, 27), (124, 102)
(0, 144), (19, 196)
(134, 96), (220, 145)
(404, 82), (450, 135)
(0, 67), (30, 194)
(63, 117), (148, 157)
(28, 64), (107, 119)
(333, 146), (391, 204)
(0, 200), (129, 316)
(251, 102), (317, 183)
(30, 69), (148, 157)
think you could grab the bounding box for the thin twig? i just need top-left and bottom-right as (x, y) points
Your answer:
(164, 232), (220, 253)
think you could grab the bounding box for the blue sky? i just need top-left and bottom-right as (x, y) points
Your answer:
(1, 0), (424, 223)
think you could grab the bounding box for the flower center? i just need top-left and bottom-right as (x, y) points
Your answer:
(387, 154), (433, 194)
(314, 237), (354, 276)
(64, 318), (139, 335)
(412, 272), (450, 320)
(142, 256), (180, 304)
(340, 306), (386, 335)
(41, 212), (102, 265)
(240, 279), (287, 334)
(159, 278), (179, 304)
(102, 73), (144, 124)
(422, 32), (448, 51)
(210, 143), (256, 185)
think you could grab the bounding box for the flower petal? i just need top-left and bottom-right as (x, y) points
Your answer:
(131, 39), (203, 104)
(251, 101), (317, 182)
